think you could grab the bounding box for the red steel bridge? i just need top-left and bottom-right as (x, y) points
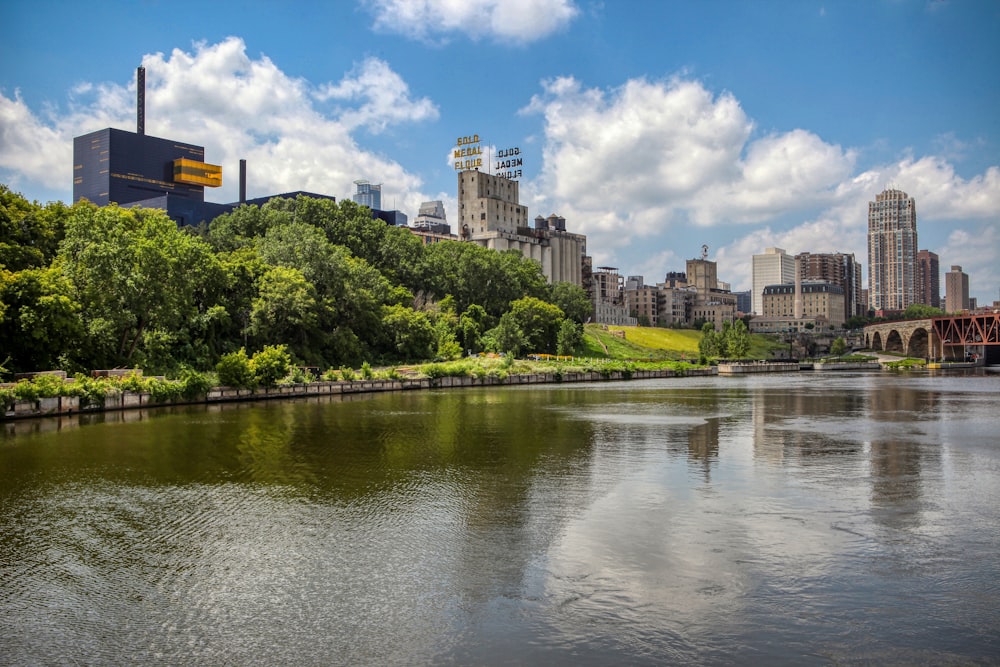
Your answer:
(863, 312), (1000, 363)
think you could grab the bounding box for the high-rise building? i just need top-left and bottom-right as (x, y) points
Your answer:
(868, 188), (917, 312)
(915, 250), (940, 308)
(945, 265), (970, 312)
(795, 252), (863, 321)
(751, 248), (795, 315)
(352, 180), (382, 210)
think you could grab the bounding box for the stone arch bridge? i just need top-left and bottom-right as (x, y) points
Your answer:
(864, 313), (1000, 363)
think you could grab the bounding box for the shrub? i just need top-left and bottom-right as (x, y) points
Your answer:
(0, 387), (15, 410)
(321, 369), (340, 382)
(67, 374), (114, 408)
(361, 361), (374, 380)
(179, 369), (212, 400)
(12, 380), (39, 403)
(216, 349), (255, 389)
(251, 345), (292, 388)
(146, 378), (184, 403)
(31, 374), (66, 398)
(119, 371), (147, 393)
(340, 366), (356, 381)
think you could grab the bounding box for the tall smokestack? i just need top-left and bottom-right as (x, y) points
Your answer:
(239, 159), (247, 203)
(136, 66), (145, 136)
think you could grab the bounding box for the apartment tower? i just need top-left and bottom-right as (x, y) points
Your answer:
(868, 188), (917, 312)
(795, 251), (863, 322)
(945, 265), (970, 312)
(915, 249), (940, 309)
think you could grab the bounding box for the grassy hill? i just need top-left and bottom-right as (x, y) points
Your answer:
(581, 324), (784, 360)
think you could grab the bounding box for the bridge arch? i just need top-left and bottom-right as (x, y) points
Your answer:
(906, 328), (929, 358)
(884, 330), (904, 353)
(870, 331), (883, 351)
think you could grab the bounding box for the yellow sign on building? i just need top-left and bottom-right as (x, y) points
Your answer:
(173, 158), (222, 187)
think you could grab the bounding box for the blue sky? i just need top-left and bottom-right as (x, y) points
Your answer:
(2, 0), (998, 303)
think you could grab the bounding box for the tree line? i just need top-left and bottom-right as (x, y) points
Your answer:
(0, 185), (593, 377)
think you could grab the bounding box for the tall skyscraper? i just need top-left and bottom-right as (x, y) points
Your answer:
(945, 265), (970, 312)
(795, 251), (863, 322)
(352, 179), (382, 210)
(751, 247), (795, 315)
(915, 249), (940, 308)
(868, 188), (917, 312)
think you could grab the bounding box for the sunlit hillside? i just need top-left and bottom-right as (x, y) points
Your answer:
(581, 324), (784, 360)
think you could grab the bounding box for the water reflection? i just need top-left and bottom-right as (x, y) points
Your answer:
(2, 374), (999, 665)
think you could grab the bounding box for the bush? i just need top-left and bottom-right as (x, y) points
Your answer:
(146, 377), (184, 403)
(217, 349), (256, 389)
(179, 369), (212, 400)
(67, 374), (114, 408)
(321, 369), (340, 382)
(340, 366), (356, 381)
(31, 374), (66, 398)
(252, 345), (291, 388)
(0, 387), (15, 410)
(361, 361), (374, 380)
(11, 380), (39, 403)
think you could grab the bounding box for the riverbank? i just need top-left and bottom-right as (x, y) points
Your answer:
(2, 366), (718, 422)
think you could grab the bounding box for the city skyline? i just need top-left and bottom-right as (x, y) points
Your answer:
(2, 0), (998, 303)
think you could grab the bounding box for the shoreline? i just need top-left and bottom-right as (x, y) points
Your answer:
(3, 367), (719, 424)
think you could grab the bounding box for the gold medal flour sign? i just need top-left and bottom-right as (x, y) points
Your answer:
(453, 135), (482, 171)
(453, 135), (523, 179)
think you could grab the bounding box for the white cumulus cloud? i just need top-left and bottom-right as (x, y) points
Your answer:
(524, 73), (1000, 298)
(0, 37), (438, 213)
(365, 0), (579, 43)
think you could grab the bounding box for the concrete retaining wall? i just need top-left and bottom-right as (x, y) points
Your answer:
(2, 366), (720, 421)
(718, 362), (800, 375)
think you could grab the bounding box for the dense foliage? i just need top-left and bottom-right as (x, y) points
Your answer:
(0, 185), (590, 378)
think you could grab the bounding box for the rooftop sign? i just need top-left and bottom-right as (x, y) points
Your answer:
(453, 134), (482, 171)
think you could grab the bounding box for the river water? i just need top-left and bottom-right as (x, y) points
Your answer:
(1, 372), (998, 665)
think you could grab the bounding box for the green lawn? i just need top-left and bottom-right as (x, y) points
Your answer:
(582, 324), (782, 361)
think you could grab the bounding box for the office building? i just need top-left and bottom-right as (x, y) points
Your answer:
(868, 188), (917, 312)
(795, 251), (863, 321)
(915, 250), (940, 308)
(352, 180), (382, 210)
(945, 265), (970, 312)
(751, 248), (795, 315)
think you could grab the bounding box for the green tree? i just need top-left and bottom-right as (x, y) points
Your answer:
(723, 319), (751, 358)
(249, 265), (320, 353)
(458, 304), (490, 355)
(0, 186), (69, 271)
(507, 296), (565, 354)
(380, 304), (436, 360)
(59, 202), (221, 370)
(207, 202), (291, 252)
(903, 303), (944, 319)
(549, 281), (592, 323)
(483, 312), (525, 357)
(0, 265), (83, 372)
(830, 337), (847, 356)
(556, 319), (583, 355)
(698, 321), (723, 358)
